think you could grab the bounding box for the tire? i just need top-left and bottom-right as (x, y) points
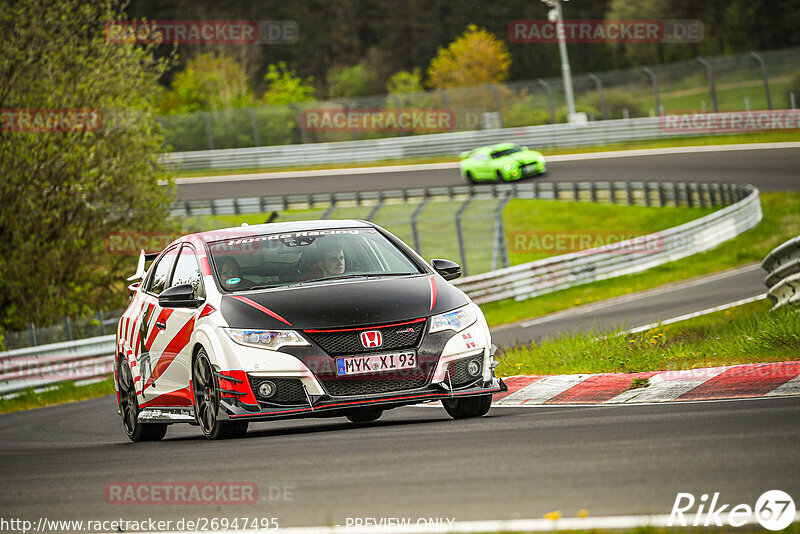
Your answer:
(442, 394), (492, 420)
(496, 170), (506, 182)
(465, 171), (477, 184)
(346, 408), (384, 423)
(117, 358), (167, 442)
(192, 349), (244, 440)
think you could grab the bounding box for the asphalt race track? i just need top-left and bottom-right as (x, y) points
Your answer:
(1, 395), (798, 527)
(491, 263), (767, 347)
(2, 145), (798, 530)
(175, 144), (800, 200)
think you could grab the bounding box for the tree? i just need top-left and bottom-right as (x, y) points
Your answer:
(427, 24), (511, 89)
(261, 62), (316, 106)
(326, 64), (373, 98)
(156, 53), (253, 114)
(386, 68), (425, 94)
(0, 0), (176, 332)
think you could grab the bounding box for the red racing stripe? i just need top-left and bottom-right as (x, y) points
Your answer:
(546, 372), (658, 404)
(429, 276), (437, 311)
(677, 362), (800, 401)
(145, 308), (174, 352)
(152, 316), (195, 381)
(140, 385), (193, 407)
(231, 296), (291, 326)
(200, 256), (212, 276)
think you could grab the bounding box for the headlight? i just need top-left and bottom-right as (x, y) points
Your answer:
(223, 328), (309, 350)
(503, 164), (511, 170)
(430, 304), (477, 333)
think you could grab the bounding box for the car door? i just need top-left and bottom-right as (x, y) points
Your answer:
(136, 245), (179, 402)
(473, 152), (492, 179)
(147, 244), (206, 407)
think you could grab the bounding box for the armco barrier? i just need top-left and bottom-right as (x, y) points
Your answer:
(0, 335), (116, 395)
(762, 235), (800, 310)
(1, 181), (760, 395)
(455, 182), (760, 304)
(162, 116), (692, 171)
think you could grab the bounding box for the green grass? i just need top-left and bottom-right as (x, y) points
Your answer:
(504, 199), (713, 264)
(483, 192), (800, 328)
(495, 299), (800, 377)
(0, 377), (115, 414)
(173, 130), (800, 178)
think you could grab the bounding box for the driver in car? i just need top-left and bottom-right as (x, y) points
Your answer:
(296, 240), (346, 281)
(218, 257), (257, 290)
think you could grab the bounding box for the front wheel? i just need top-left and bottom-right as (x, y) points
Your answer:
(496, 170), (506, 182)
(117, 358), (167, 442)
(193, 349), (247, 439)
(442, 394), (492, 419)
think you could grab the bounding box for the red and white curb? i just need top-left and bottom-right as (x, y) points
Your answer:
(492, 361), (800, 405)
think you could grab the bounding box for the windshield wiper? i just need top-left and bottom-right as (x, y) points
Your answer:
(245, 284), (282, 291)
(304, 273), (418, 283)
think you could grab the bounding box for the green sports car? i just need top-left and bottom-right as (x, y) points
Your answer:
(459, 143), (546, 183)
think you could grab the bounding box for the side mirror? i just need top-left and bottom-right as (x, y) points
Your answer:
(431, 259), (462, 281)
(159, 283), (202, 308)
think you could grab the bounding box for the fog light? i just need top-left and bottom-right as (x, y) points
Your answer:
(257, 381), (276, 398)
(467, 359), (481, 377)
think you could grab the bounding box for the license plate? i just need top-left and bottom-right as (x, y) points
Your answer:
(336, 351), (417, 376)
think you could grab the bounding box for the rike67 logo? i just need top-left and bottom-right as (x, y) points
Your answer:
(669, 490), (796, 530)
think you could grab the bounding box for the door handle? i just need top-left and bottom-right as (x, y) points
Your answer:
(155, 321), (166, 330)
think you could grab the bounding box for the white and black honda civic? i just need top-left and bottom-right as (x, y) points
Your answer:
(115, 220), (506, 441)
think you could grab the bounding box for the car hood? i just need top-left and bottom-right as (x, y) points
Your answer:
(507, 150), (541, 165)
(219, 274), (469, 330)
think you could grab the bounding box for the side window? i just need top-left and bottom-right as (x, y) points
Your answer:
(170, 246), (204, 298)
(147, 247), (178, 296)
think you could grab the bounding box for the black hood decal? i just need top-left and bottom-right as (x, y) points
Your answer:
(220, 275), (469, 330)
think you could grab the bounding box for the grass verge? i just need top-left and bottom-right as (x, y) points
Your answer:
(495, 299), (800, 377)
(0, 377), (115, 415)
(173, 130), (800, 178)
(483, 192), (800, 328)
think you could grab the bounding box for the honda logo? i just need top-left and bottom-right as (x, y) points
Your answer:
(359, 330), (382, 348)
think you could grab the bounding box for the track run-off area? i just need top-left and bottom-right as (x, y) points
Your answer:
(2, 143), (799, 531)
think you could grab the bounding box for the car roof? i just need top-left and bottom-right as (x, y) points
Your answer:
(194, 219), (374, 244)
(472, 142), (519, 155)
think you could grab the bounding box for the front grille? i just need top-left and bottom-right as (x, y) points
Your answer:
(248, 376), (307, 406)
(304, 319), (425, 356)
(447, 358), (482, 389)
(321, 377), (428, 397)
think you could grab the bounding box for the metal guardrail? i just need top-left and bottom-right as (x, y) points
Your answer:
(162, 116), (692, 171)
(1, 180), (760, 395)
(762, 235), (800, 310)
(455, 182), (760, 304)
(0, 335), (115, 395)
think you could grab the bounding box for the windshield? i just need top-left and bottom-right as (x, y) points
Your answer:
(491, 147), (522, 159)
(208, 227), (423, 291)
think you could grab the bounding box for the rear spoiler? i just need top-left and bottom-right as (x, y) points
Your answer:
(127, 249), (159, 281)
(459, 149), (476, 159)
